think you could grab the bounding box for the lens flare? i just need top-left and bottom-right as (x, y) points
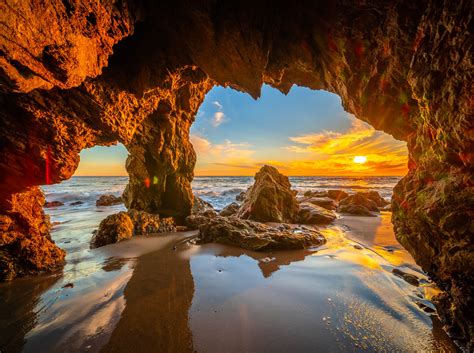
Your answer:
(353, 156), (367, 164)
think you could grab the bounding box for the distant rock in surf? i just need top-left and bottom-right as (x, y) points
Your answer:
(96, 194), (123, 207)
(44, 201), (64, 208)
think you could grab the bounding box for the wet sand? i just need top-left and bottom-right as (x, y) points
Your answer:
(0, 214), (460, 352)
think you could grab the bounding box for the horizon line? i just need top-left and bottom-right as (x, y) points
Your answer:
(72, 174), (405, 178)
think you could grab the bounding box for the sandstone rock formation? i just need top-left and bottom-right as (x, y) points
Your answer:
(96, 194), (123, 206)
(219, 202), (240, 217)
(327, 190), (349, 201)
(339, 193), (380, 212)
(91, 212), (134, 248)
(299, 196), (337, 210)
(298, 203), (337, 225)
(196, 216), (326, 251)
(337, 204), (376, 217)
(91, 210), (176, 248)
(0, 0), (472, 348)
(237, 165), (299, 223)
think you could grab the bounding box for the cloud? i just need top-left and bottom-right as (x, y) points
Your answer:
(213, 101), (223, 110)
(212, 111), (226, 127)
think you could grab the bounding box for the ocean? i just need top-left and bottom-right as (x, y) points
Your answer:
(0, 175), (458, 352)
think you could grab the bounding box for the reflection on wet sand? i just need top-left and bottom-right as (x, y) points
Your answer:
(0, 215), (460, 352)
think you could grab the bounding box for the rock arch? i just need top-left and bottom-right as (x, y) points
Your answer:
(0, 0), (472, 347)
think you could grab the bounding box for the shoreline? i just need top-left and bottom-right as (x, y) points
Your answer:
(0, 213), (459, 352)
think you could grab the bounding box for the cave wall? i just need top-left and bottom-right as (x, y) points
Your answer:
(0, 0), (472, 348)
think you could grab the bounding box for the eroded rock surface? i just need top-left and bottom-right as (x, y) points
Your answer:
(219, 202), (240, 217)
(237, 165), (299, 223)
(298, 203), (337, 225)
(91, 210), (176, 248)
(96, 194), (123, 206)
(0, 0), (472, 347)
(196, 216), (326, 251)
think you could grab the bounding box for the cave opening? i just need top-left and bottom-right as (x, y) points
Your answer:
(191, 84), (408, 211)
(41, 143), (128, 263)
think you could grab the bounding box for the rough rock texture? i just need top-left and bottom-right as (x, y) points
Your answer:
(191, 196), (215, 216)
(298, 203), (337, 225)
(91, 210), (176, 248)
(339, 193), (380, 212)
(359, 191), (390, 207)
(299, 196), (337, 210)
(0, 1), (473, 347)
(91, 212), (134, 248)
(327, 190), (350, 201)
(0, 188), (64, 280)
(196, 216), (326, 251)
(237, 165), (299, 223)
(219, 202), (240, 217)
(337, 204), (377, 217)
(96, 194), (123, 206)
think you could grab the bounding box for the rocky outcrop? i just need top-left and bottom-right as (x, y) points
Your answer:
(299, 196), (337, 210)
(298, 203), (337, 225)
(219, 202), (240, 217)
(96, 194), (123, 206)
(91, 212), (134, 248)
(237, 165), (299, 223)
(44, 201), (64, 208)
(327, 190), (349, 201)
(0, 188), (64, 281)
(0, 1), (472, 348)
(337, 204), (376, 217)
(358, 191), (389, 208)
(339, 193), (379, 212)
(91, 210), (176, 248)
(196, 216), (326, 251)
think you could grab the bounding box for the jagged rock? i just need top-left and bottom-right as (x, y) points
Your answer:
(196, 216), (326, 251)
(0, 1), (472, 348)
(359, 191), (390, 207)
(327, 190), (349, 201)
(337, 204), (376, 217)
(299, 197), (337, 210)
(298, 202), (337, 225)
(91, 210), (176, 248)
(237, 165), (299, 223)
(127, 209), (176, 235)
(339, 193), (379, 212)
(70, 201), (84, 206)
(44, 201), (64, 208)
(236, 192), (246, 202)
(96, 194), (123, 207)
(219, 202), (240, 217)
(185, 214), (214, 230)
(0, 188), (64, 281)
(303, 190), (328, 198)
(91, 212), (134, 248)
(192, 196), (216, 216)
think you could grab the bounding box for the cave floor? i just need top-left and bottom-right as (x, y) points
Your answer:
(0, 213), (459, 353)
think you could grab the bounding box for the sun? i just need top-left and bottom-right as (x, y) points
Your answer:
(353, 156), (367, 164)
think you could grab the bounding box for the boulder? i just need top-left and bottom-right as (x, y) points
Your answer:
(196, 216), (326, 251)
(96, 194), (123, 206)
(237, 165), (299, 223)
(337, 204), (376, 217)
(298, 202), (337, 225)
(91, 210), (176, 248)
(127, 209), (176, 234)
(185, 214), (215, 230)
(300, 196), (337, 210)
(359, 191), (390, 207)
(236, 191), (246, 202)
(219, 202), (240, 217)
(44, 201), (64, 208)
(327, 190), (349, 201)
(70, 201), (84, 206)
(192, 195), (216, 216)
(91, 212), (134, 248)
(339, 193), (379, 211)
(303, 190), (329, 198)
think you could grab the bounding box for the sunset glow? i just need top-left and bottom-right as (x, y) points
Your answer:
(353, 156), (367, 164)
(75, 86), (408, 177)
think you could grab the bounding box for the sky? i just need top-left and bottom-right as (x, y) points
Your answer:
(75, 85), (408, 176)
